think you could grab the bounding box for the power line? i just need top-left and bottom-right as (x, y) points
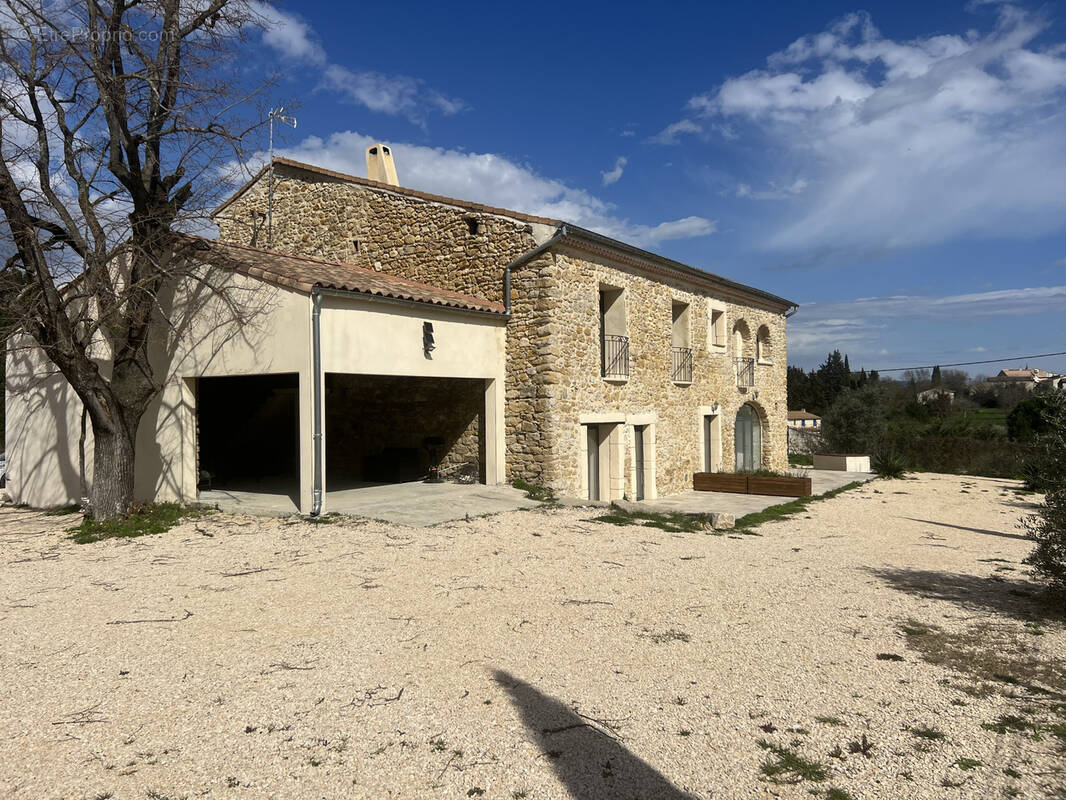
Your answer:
(868, 350), (1066, 373)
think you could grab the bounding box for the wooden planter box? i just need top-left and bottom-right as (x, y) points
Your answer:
(693, 473), (748, 493)
(748, 475), (812, 497)
(693, 473), (812, 498)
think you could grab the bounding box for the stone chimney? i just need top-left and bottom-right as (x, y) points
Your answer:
(366, 143), (399, 186)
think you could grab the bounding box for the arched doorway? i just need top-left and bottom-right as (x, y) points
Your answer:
(735, 403), (762, 471)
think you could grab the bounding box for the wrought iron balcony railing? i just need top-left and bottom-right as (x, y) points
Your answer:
(735, 357), (755, 387)
(671, 346), (693, 383)
(602, 334), (630, 379)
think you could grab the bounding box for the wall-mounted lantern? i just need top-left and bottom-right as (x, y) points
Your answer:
(423, 321), (435, 358)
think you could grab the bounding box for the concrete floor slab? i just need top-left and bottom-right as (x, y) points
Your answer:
(201, 481), (541, 526)
(198, 487), (299, 517)
(324, 481), (541, 526)
(631, 468), (875, 517)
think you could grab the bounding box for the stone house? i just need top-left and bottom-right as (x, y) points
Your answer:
(989, 366), (1066, 392)
(916, 387), (955, 405)
(787, 410), (821, 429)
(212, 150), (796, 501)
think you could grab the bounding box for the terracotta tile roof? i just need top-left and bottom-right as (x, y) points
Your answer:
(213, 157), (562, 227)
(180, 235), (506, 315)
(787, 410), (821, 420)
(993, 367), (1053, 381)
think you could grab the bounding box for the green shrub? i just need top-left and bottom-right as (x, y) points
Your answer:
(882, 433), (1032, 478)
(512, 479), (556, 503)
(1008, 390), (1061, 443)
(871, 450), (906, 479)
(1021, 392), (1066, 594)
(822, 386), (887, 455)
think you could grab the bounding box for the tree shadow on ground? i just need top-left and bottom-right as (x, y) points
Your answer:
(867, 566), (1064, 624)
(1001, 498), (1043, 511)
(904, 517), (1029, 541)
(491, 669), (699, 800)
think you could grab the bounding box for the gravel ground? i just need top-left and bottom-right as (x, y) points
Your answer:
(1, 473), (1063, 800)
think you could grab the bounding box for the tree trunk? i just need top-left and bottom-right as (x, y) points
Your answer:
(90, 420), (137, 520)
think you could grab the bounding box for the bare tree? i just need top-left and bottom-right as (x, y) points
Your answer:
(0, 0), (266, 518)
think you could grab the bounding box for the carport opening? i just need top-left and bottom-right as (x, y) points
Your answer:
(325, 374), (485, 489)
(196, 373), (299, 502)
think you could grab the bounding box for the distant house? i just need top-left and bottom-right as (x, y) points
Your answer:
(787, 410), (821, 429)
(917, 387), (955, 405)
(990, 365), (1066, 391)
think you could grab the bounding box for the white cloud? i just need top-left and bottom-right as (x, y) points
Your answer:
(649, 119), (702, 144)
(1055, 257), (1066, 267)
(601, 156), (627, 186)
(788, 284), (1066, 359)
(736, 178), (808, 200)
(628, 216), (718, 242)
(670, 6), (1066, 260)
(264, 131), (715, 248)
(253, 3), (462, 122)
(321, 66), (464, 119)
(252, 3), (326, 65)
(797, 285), (1066, 321)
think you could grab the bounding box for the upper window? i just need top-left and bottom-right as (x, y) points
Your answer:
(671, 300), (691, 349)
(756, 324), (772, 364)
(599, 286), (628, 380)
(732, 319), (751, 358)
(708, 301), (727, 349)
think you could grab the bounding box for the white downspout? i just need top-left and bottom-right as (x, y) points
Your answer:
(311, 289), (323, 516)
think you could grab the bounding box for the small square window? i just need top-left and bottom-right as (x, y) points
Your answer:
(465, 217), (480, 236)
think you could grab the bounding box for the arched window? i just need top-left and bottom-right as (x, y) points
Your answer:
(756, 325), (772, 363)
(734, 403), (762, 471)
(732, 319), (750, 357)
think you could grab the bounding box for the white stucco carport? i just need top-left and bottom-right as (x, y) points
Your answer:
(4, 238), (509, 515)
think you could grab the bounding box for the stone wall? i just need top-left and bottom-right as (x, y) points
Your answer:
(324, 374), (482, 484)
(215, 165), (790, 498)
(541, 248), (789, 498)
(788, 426), (823, 455)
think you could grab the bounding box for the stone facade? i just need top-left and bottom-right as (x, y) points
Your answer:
(540, 249), (787, 497)
(214, 161), (791, 499)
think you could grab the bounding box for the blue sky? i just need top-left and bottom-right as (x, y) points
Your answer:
(237, 0), (1066, 375)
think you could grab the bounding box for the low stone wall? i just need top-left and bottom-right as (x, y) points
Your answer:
(788, 426), (823, 455)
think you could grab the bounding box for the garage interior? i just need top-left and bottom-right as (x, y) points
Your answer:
(196, 373), (300, 505)
(324, 373), (485, 489)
